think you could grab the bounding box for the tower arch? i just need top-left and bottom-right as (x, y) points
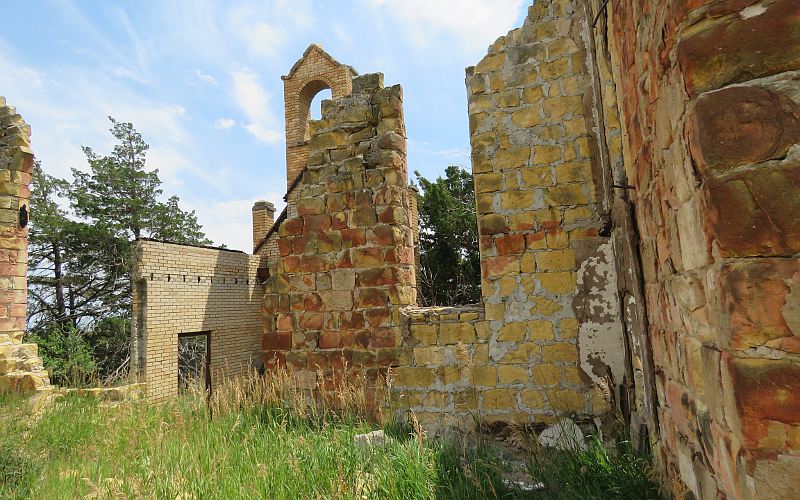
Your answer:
(282, 44), (356, 190)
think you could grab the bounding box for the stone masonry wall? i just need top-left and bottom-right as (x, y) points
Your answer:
(262, 73), (416, 409)
(459, 0), (623, 424)
(133, 240), (262, 401)
(604, 0), (800, 497)
(0, 97), (49, 393)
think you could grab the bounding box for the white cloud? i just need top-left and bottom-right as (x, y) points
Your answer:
(366, 0), (526, 52)
(215, 117), (235, 129)
(231, 68), (281, 143)
(195, 69), (217, 85)
(227, 0), (313, 59)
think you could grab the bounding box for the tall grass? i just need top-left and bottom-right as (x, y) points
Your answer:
(0, 370), (517, 499)
(0, 371), (662, 499)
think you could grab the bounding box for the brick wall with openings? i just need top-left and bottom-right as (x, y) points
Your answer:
(603, 0), (800, 496)
(283, 45), (356, 191)
(0, 97), (49, 393)
(262, 73), (416, 412)
(461, 0), (624, 426)
(133, 240), (262, 401)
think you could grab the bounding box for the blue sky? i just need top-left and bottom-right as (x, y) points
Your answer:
(3, 0), (528, 251)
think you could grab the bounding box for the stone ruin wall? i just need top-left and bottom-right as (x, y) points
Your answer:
(0, 97), (49, 393)
(600, 0), (800, 497)
(129, 1), (800, 495)
(259, 7), (627, 431)
(261, 72), (417, 409)
(132, 240), (262, 401)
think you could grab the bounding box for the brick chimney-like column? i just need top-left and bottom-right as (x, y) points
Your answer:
(252, 200), (275, 252)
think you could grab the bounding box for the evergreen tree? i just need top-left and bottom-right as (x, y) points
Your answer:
(27, 118), (210, 384)
(414, 166), (481, 306)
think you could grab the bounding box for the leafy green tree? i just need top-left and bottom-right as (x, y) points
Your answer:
(414, 165), (481, 306)
(27, 118), (211, 383)
(27, 323), (96, 386)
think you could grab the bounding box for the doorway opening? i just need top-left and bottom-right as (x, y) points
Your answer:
(178, 331), (211, 395)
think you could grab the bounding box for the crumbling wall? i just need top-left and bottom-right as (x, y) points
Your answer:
(132, 240), (262, 400)
(460, 0), (623, 424)
(604, 0), (800, 496)
(262, 72), (416, 409)
(0, 97), (49, 393)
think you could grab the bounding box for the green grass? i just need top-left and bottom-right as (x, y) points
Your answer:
(0, 393), (517, 499)
(0, 380), (662, 499)
(525, 434), (664, 500)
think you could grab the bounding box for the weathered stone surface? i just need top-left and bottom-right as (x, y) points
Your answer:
(677, 0), (800, 96)
(719, 258), (800, 352)
(689, 86), (800, 176)
(706, 165), (800, 256)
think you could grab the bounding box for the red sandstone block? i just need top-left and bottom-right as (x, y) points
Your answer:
(280, 218), (303, 237)
(262, 333), (291, 351)
(341, 228), (367, 248)
(371, 224), (399, 245)
(283, 255), (302, 273)
(278, 239), (293, 256)
(688, 86), (800, 177)
(481, 255), (519, 277)
(354, 330), (371, 349)
(364, 307), (392, 328)
(299, 312), (324, 330)
(326, 193), (348, 212)
(357, 287), (389, 308)
(339, 311), (365, 329)
(301, 254), (327, 272)
(495, 234), (525, 255)
(719, 259), (800, 353)
(378, 206), (406, 224)
(525, 231), (546, 249)
(340, 330), (354, 349)
(304, 293), (323, 312)
(276, 313), (294, 332)
(728, 354), (800, 450)
(357, 268), (396, 287)
(372, 328), (398, 348)
(319, 330), (341, 349)
(292, 235), (314, 254)
(479, 236), (494, 253)
(303, 215), (331, 234)
(297, 197), (325, 217)
(384, 247), (414, 265)
(677, 0), (800, 96)
(9, 303), (25, 318)
(706, 165), (800, 257)
(289, 293), (305, 311)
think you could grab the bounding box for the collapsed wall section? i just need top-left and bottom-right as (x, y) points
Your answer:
(262, 74), (416, 408)
(603, 0), (800, 496)
(132, 240), (262, 400)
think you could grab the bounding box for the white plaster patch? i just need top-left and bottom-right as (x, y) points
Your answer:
(740, 4), (767, 20)
(576, 241), (626, 385)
